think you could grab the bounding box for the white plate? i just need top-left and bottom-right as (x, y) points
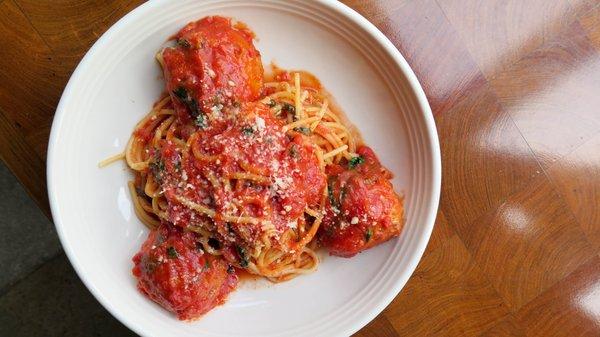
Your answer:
(47, 1), (440, 336)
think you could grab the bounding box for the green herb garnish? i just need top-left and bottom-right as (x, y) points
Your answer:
(242, 126), (254, 135)
(282, 103), (295, 115)
(149, 157), (165, 182)
(173, 86), (188, 101)
(267, 99), (277, 108)
(365, 228), (373, 242)
(167, 246), (178, 259)
(203, 260), (210, 271)
(293, 126), (310, 135)
(177, 38), (191, 48)
(348, 156), (364, 169)
(173, 86), (204, 124)
(235, 245), (249, 268)
(327, 179), (341, 213)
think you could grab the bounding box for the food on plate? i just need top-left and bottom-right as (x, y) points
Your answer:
(101, 15), (405, 320)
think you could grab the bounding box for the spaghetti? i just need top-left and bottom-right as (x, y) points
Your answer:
(121, 69), (359, 282)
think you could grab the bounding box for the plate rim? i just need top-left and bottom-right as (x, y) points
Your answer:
(47, 0), (441, 336)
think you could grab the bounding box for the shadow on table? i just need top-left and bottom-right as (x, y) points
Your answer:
(0, 254), (136, 337)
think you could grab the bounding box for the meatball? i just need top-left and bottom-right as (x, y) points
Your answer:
(161, 16), (264, 124)
(132, 223), (238, 320)
(319, 146), (404, 257)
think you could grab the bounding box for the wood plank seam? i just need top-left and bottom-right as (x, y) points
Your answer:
(10, 0), (52, 51)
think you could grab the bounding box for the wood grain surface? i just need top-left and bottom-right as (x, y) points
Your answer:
(1, 0), (599, 336)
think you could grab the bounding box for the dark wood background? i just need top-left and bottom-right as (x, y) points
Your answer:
(1, 0), (599, 336)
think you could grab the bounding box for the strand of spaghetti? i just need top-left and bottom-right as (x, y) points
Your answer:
(315, 145), (325, 170)
(268, 91), (294, 100)
(144, 174), (160, 198)
(310, 100), (328, 131)
(221, 214), (263, 225)
(191, 141), (220, 162)
(322, 110), (341, 123)
(323, 145), (348, 160)
(304, 207), (320, 218)
(313, 125), (340, 144)
(175, 194), (265, 225)
(328, 131), (346, 162)
(205, 172), (221, 190)
(240, 161), (269, 176)
(125, 136), (149, 171)
(261, 248), (318, 282)
(322, 125), (354, 155)
(151, 196), (167, 220)
(316, 129), (343, 153)
(223, 177), (232, 192)
(230, 172), (271, 184)
(174, 195), (216, 217)
(98, 152), (125, 168)
(127, 181), (159, 229)
(294, 72), (302, 120)
(320, 121), (350, 132)
(152, 116), (175, 146)
(132, 102), (171, 131)
(156, 50), (165, 68)
(282, 116), (320, 132)
(293, 213), (322, 254)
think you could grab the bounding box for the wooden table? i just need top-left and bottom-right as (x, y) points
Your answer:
(1, 1), (599, 336)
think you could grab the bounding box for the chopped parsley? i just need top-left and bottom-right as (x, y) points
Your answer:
(149, 157), (165, 182)
(289, 144), (299, 158)
(242, 126), (254, 135)
(293, 126), (310, 135)
(173, 86), (206, 126)
(176, 38), (191, 48)
(267, 99), (277, 108)
(203, 260), (210, 271)
(327, 179), (341, 213)
(195, 113), (207, 129)
(365, 228), (373, 242)
(167, 246), (178, 259)
(348, 156), (364, 169)
(282, 103), (295, 115)
(227, 265), (235, 274)
(235, 245), (249, 268)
